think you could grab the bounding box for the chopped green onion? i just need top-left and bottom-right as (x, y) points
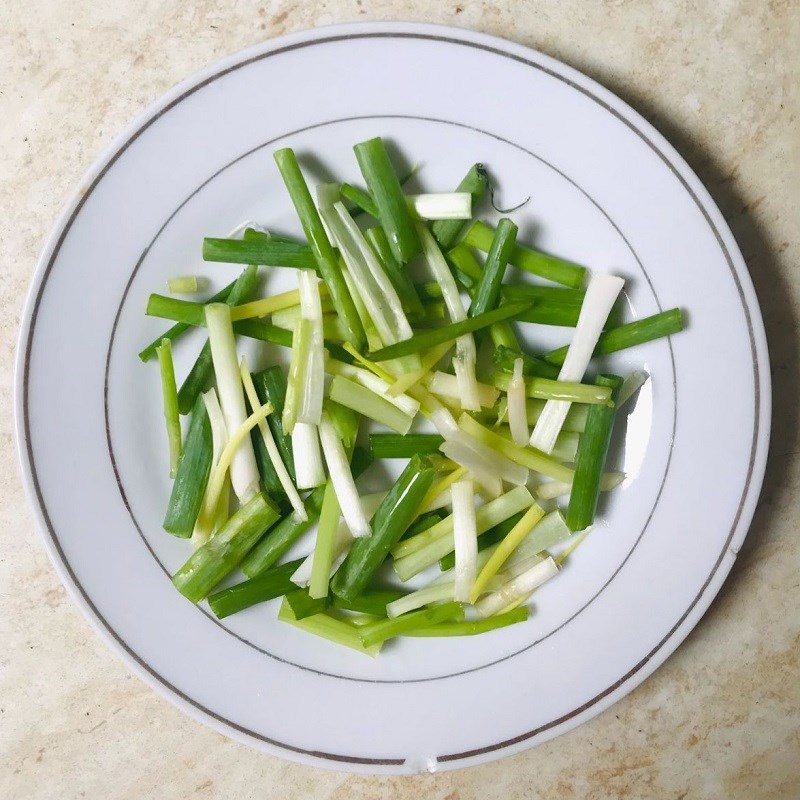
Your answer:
(191, 389), (228, 547)
(252, 366), (295, 480)
(172, 492), (281, 602)
(167, 275), (208, 294)
(340, 182), (378, 217)
(162, 395), (212, 538)
(328, 375), (414, 435)
(277, 598), (381, 656)
(273, 148), (365, 351)
(507, 357), (528, 447)
(291, 422), (325, 489)
(139, 278), (236, 362)
(332, 590), (406, 617)
(282, 318), (311, 434)
(544, 308), (685, 366)
(618, 370), (649, 408)
(365, 226), (425, 315)
(493, 345), (561, 380)
(207, 558), (303, 618)
(325, 358), (420, 418)
(566, 374), (623, 532)
(367, 300), (533, 362)
(176, 265), (258, 414)
(417, 222), (481, 411)
(359, 602), (464, 647)
(451, 479), (478, 603)
(204, 303), (262, 502)
(470, 502), (545, 602)
(409, 192), (472, 220)
(426, 371), (500, 409)
(464, 220), (587, 288)
(468, 217), (517, 318)
(393, 486), (534, 581)
(353, 137), (421, 264)
(457, 413), (574, 483)
(438, 511), (523, 571)
(432, 164), (488, 251)
(406, 607), (528, 636)
(333, 454), (438, 601)
(475, 556), (558, 618)
(202, 237), (317, 269)
(307, 480), (341, 600)
(240, 358), (305, 520)
(296, 270), (325, 426)
(155, 339), (182, 477)
(368, 433), (444, 459)
(530, 273), (624, 454)
(492, 372), (613, 404)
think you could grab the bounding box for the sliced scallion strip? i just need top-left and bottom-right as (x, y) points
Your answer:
(155, 338), (182, 477)
(291, 422), (326, 490)
(328, 375), (414, 435)
(451, 479), (478, 603)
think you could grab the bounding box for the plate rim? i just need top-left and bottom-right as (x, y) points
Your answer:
(13, 20), (771, 773)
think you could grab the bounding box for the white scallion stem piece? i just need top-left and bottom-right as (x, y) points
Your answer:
(475, 557), (559, 618)
(318, 411), (370, 538)
(534, 471), (626, 501)
(618, 369), (650, 408)
(291, 492), (385, 586)
(440, 440), (503, 498)
(291, 422), (325, 489)
(427, 371), (499, 409)
(204, 303), (261, 502)
(240, 358), (307, 521)
(408, 192), (472, 220)
(297, 269), (325, 425)
(417, 222), (482, 411)
(452, 479), (478, 603)
(529, 273), (624, 453)
(508, 357), (529, 446)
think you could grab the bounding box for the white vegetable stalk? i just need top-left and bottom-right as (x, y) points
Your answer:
(475, 556), (559, 618)
(408, 192), (472, 220)
(427, 371), (499, 409)
(417, 222), (482, 411)
(452, 479), (478, 603)
(534, 471), (626, 501)
(240, 358), (307, 521)
(507, 357), (529, 446)
(506, 510), (571, 567)
(291, 491), (386, 586)
(291, 422), (325, 489)
(442, 430), (529, 486)
(529, 273), (624, 453)
(297, 269), (325, 426)
(317, 411), (371, 538)
(204, 303), (261, 502)
(440, 440), (503, 498)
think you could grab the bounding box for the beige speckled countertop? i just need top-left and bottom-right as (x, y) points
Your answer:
(2, 2), (799, 798)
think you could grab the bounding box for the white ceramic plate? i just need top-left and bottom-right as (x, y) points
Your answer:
(15, 22), (770, 773)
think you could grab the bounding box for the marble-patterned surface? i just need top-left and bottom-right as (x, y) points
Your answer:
(1, 2), (798, 797)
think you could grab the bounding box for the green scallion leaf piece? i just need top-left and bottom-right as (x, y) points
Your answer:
(155, 338), (182, 477)
(172, 492), (281, 602)
(332, 454), (438, 601)
(468, 217), (518, 318)
(544, 308), (685, 366)
(202, 237), (317, 269)
(492, 345), (561, 380)
(340, 182), (379, 217)
(464, 220), (587, 288)
(207, 558), (304, 618)
(353, 137), (421, 264)
(431, 163), (489, 251)
(368, 433), (444, 459)
(273, 147), (366, 351)
(358, 602), (465, 647)
(162, 394), (212, 538)
(405, 606), (528, 636)
(565, 374), (624, 532)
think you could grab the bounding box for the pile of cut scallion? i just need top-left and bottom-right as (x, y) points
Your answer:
(142, 138), (684, 655)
